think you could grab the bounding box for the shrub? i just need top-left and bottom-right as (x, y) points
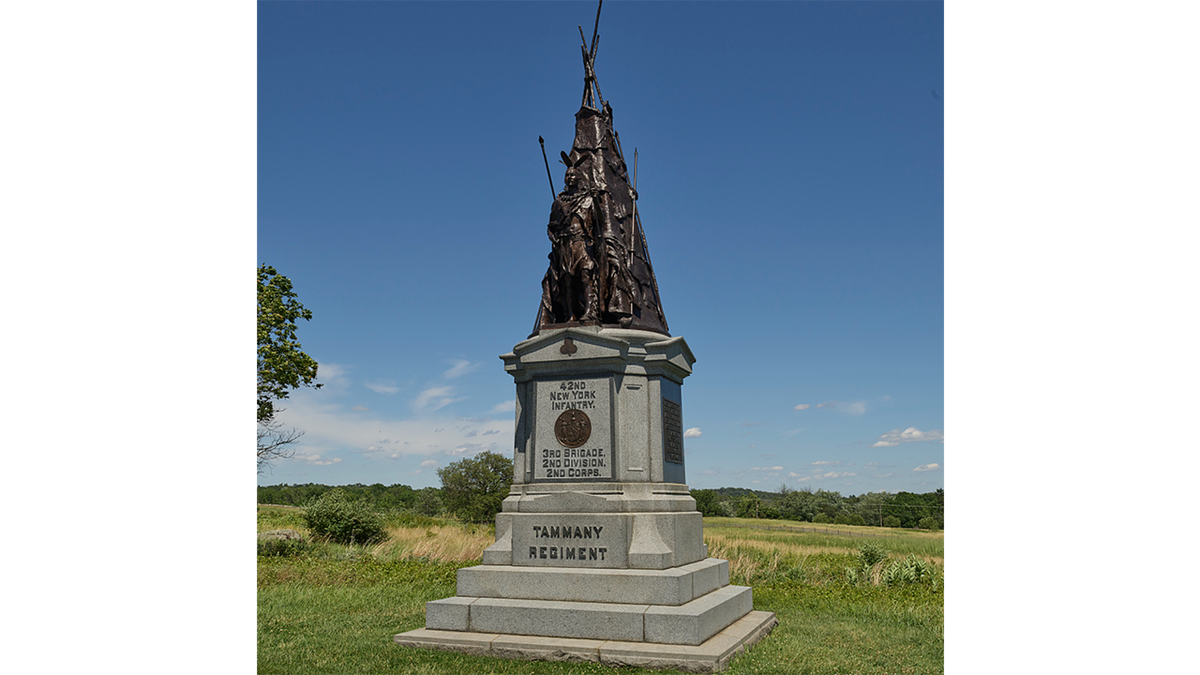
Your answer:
(812, 513), (832, 524)
(303, 489), (388, 544)
(918, 516), (941, 531)
(883, 515), (902, 528)
(834, 513), (867, 526)
(857, 542), (888, 568)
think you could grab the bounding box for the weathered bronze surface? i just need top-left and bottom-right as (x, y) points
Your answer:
(534, 6), (669, 336)
(662, 398), (684, 464)
(554, 409), (592, 448)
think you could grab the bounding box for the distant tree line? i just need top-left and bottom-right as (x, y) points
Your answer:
(259, 483), (442, 514)
(260, 478), (941, 530)
(691, 487), (944, 530)
(259, 451), (516, 524)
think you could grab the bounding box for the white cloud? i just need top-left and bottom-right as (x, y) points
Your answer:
(352, 404), (369, 411)
(292, 453), (342, 467)
(914, 463), (942, 472)
(787, 466), (856, 481)
(413, 386), (464, 411)
(750, 466), (784, 472)
(272, 390), (512, 459)
(314, 362), (352, 393)
(444, 359), (481, 379)
(420, 459), (439, 468)
(684, 427), (702, 438)
(365, 380), (400, 395)
(811, 460), (835, 465)
(798, 400), (865, 415)
(490, 399), (516, 414)
(872, 427), (944, 447)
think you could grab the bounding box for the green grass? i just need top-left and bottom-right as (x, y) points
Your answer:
(258, 512), (942, 674)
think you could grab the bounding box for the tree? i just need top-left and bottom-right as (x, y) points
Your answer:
(436, 451), (514, 523)
(735, 495), (760, 518)
(257, 264), (321, 471)
(415, 487), (443, 516)
(690, 489), (721, 517)
(779, 489), (818, 522)
(853, 492), (896, 527)
(257, 417), (304, 472)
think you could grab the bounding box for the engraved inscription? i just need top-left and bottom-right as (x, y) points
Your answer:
(511, 515), (626, 568)
(525, 523), (608, 564)
(539, 447), (607, 479)
(663, 397), (683, 464)
(548, 380), (598, 411)
(535, 377), (613, 480)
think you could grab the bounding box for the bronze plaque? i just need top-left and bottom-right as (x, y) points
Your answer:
(554, 409), (592, 448)
(662, 398), (683, 464)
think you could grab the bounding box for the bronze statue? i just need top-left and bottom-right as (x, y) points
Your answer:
(540, 165), (599, 324)
(534, 10), (669, 337)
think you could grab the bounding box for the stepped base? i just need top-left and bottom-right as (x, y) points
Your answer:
(395, 610), (777, 673)
(426, 584), (752, 645)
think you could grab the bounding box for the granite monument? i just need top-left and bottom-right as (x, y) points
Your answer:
(394, 4), (776, 671)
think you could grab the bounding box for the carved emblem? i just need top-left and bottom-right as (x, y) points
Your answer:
(560, 337), (578, 356)
(554, 409), (592, 448)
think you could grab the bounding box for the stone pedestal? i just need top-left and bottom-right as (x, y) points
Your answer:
(394, 327), (775, 671)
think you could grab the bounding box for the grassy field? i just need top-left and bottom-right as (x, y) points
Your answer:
(258, 506), (943, 674)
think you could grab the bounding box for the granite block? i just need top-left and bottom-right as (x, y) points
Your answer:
(490, 634), (603, 663)
(424, 596), (475, 631)
(643, 585), (754, 646)
(394, 610), (777, 672)
(456, 558), (728, 606)
(467, 597), (648, 642)
(393, 628), (497, 656)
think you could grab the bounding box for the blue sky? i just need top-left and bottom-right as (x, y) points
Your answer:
(258, 1), (944, 493)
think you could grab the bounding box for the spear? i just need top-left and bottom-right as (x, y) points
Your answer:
(590, 0), (603, 64)
(538, 136), (555, 199)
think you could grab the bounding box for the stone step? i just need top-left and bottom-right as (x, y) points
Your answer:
(457, 558), (729, 606)
(396, 610), (778, 673)
(425, 584), (753, 646)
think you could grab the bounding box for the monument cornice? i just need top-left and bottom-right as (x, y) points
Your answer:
(501, 326), (694, 383)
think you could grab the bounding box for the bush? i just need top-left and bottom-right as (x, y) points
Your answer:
(918, 516), (941, 531)
(857, 542), (888, 568)
(812, 513), (832, 524)
(883, 515), (902, 528)
(834, 513), (866, 526)
(303, 489), (388, 544)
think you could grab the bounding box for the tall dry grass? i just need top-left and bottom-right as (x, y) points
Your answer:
(369, 524), (494, 563)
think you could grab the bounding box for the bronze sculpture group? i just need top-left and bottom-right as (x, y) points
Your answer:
(535, 36), (669, 337)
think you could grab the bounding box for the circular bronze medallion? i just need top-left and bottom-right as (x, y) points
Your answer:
(554, 409), (592, 448)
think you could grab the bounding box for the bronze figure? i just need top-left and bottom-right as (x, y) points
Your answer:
(534, 9), (669, 336)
